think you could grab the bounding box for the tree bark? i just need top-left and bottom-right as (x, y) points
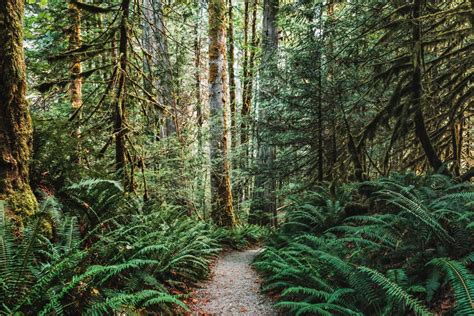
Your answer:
(142, 0), (176, 138)
(315, 5), (324, 181)
(241, 0), (250, 135)
(239, 0), (258, 202)
(0, 0), (38, 220)
(250, 0), (278, 226)
(114, 0), (130, 185)
(209, 0), (236, 227)
(154, 0), (177, 138)
(69, 0), (83, 162)
(227, 0), (237, 151)
(142, 0), (160, 141)
(240, 0), (257, 150)
(194, 18), (207, 213)
(317, 53), (323, 181)
(327, 0), (338, 179)
(195, 21), (203, 149)
(451, 121), (463, 176)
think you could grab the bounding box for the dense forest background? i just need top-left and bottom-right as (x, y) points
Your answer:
(0, 0), (473, 314)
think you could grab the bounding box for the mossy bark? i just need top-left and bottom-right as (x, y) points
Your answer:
(114, 0), (130, 187)
(238, 0), (258, 204)
(209, 0), (235, 227)
(0, 0), (38, 221)
(227, 0), (237, 151)
(240, 0), (257, 150)
(69, 1), (83, 162)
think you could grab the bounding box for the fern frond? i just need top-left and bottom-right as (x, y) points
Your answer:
(428, 258), (474, 315)
(358, 266), (432, 316)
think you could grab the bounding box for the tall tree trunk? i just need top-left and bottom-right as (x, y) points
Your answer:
(240, 0), (257, 150)
(250, 0), (278, 226)
(451, 121), (463, 176)
(209, 0), (236, 227)
(143, 0), (156, 134)
(154, 0), (177, 138)
(241, 0), (250, 133)
(411, 0), (444, 172)
(227, 0), (237, 151)
(314, 4), (324, 182)
(195, 18), (207, 213)
(114, 0), (130, 186)
(312, 3), (325, 182)
(240, 0), (258, 202)
(246, 0), (257, 129)
(317, 52), (324, 181)
(69, 0), (83, 163)
(326, 0), (338, 180)
(339, 100), (365, 181)
(142, 0), (176, 138)
(0, 0), (38, 220)
(195, 22), (203, 151)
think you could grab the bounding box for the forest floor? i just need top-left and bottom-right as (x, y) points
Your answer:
(189, 248), (276, 315)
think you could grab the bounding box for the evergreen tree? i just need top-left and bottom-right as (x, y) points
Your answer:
(209, 0), (236, 227)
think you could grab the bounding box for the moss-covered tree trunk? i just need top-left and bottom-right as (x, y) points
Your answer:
(239, 0), (258, 204)
(114, 0), (130, 187)
(209, 0), (236, 227)
(0, 0), (38, 220)
(69, 0), (83, 162)
(240, 0), (257, 151)
(227, 0), (237, 151)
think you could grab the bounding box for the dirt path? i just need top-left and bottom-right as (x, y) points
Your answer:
(190, 248), (275, 315)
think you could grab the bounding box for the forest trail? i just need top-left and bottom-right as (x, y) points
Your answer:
(190, 248), (275, 315)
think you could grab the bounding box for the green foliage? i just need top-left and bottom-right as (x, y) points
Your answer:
(428, 258), (474, 315)
(0, 179), (234, 315)
(358, 266), (432, 316)
(254, 173), (474, 315)
(213, 224), (270, 250)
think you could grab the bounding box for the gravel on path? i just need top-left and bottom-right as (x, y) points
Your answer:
(190, 248), (276, 315)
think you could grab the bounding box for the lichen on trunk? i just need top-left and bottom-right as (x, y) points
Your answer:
(0, 0), (38, 221)
(69, 1), (83, 163)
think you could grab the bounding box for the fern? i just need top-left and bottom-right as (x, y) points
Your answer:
(358, 266), (432, 316)
(379, 189), (454, 244)
(428, 258), (474, 315)
(255, 174), (474, 315)
(0, 183), (228, 314)
(85, 290), (188, 315)
(275, 301), (362, 316)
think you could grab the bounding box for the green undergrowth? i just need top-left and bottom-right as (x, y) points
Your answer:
(213, 224), (270, 250)
(253, 173), (474, 315)
(0, 179), (267, 315)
